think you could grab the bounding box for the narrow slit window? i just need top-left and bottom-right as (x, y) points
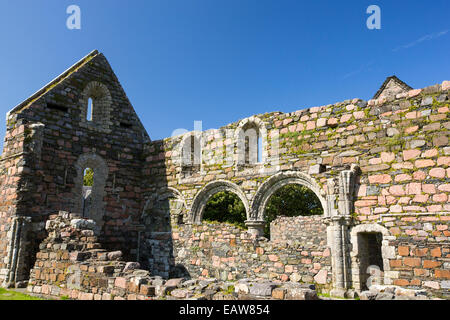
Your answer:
(87, 98), (93, 121)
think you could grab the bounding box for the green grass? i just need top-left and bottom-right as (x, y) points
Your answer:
(0, 288), (45, 300)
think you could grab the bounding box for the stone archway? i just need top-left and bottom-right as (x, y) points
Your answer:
(72, 153), (108, 231)
(248, 171), (328, 235)
(190, 180), (250, 224)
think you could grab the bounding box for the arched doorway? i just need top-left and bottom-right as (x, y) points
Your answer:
(73, 153), (108, 230)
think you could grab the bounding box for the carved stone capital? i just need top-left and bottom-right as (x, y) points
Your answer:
(245, 220), (266, 237)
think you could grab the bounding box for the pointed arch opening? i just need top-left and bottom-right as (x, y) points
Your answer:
(82, 167), (94, 218)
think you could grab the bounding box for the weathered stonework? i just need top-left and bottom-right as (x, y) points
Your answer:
(0, 51), (448, 299)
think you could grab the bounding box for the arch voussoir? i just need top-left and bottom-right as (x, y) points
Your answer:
(190, 180), (250, 224)
(250, 171), (328, 221)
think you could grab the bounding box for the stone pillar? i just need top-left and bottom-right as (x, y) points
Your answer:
(325, 167), (359, 298)
(245, 220), (265, 237)
(2, 216), (31, 288)
(328, 216), (352, 298)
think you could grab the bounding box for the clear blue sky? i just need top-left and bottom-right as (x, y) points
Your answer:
(0, 0), (449, 141)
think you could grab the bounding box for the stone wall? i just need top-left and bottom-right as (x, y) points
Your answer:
(141, 79), (450, 296)
(26, 211), (327, 301)
(1, 49), (449, 297)
(270, 215), (326, 243)
(170, 219), (332, 289)
(380, 214), (449, 297)
(0, 50), (150, 286)
(143, 81), (450, 224)
(27, 211), (156, 300)
(0, 120), (45, 286)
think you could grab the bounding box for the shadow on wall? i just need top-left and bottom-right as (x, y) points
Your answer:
(139, 141), (191, 280)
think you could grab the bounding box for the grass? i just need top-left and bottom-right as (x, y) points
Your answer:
(0, 288), (45, 300)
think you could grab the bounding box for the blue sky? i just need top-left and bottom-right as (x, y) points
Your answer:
(0, 0), (449, 141)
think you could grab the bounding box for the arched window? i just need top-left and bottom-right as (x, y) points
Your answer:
(181, 134), (201, 176)
(80, 81), (112, 132)
(82, 168), (94, 218)
(73, 153), (108, 228)
(258, 136), (263, 163)
(87, 98), (93, 121)
(241, 124), (259, 165)
(235, 117), (267, 168)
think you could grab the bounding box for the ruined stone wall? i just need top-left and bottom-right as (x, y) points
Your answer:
(27, 211), (159, 300)
(270, 215), (326, 243)
(0, 51), (149, 285)
(379, 214), (449, 297)
(0, 123), (25, 277)
(1, 49), (449, 296)
(27, 211), (326, 301)
(141, 80), (450, 295)
(144, 81), (450, 221)
(0, 120), (45, 285)
(170, 220), (331, 288)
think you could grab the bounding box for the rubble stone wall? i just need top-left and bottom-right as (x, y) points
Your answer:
(170, 217), (331, 287)
(380, 214), (449, 297)
(26, 211), (325, 301)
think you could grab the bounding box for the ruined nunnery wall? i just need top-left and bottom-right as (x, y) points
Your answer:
(0, 50), (448, 298)
(144, 78), (450, 296)
(0, 51), (149, 286)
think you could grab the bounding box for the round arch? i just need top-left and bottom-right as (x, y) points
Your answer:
(72, 153), (109, 230)
(234, 116), (268, 165)
(79, 81), (113, 132)
(251, 171), (328, 221)
(190, 180), (250, 224)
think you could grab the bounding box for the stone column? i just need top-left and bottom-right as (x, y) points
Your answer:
(328, 216), (352, 298)
(327, 167), (359, 298)
(2, 216), (31, 288)
(245, 220), (265, 237)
